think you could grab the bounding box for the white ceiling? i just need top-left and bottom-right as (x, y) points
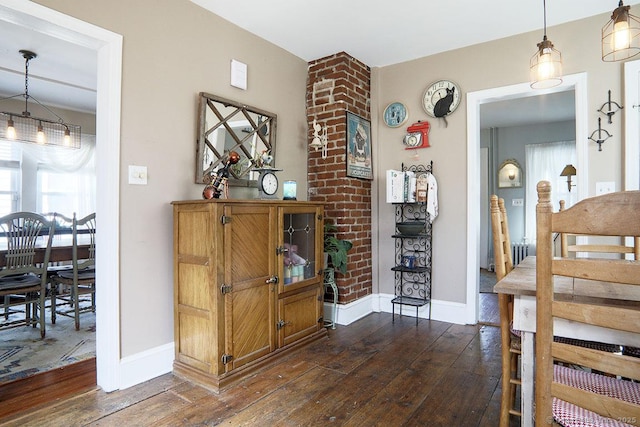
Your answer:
(0, 1), (636, 125)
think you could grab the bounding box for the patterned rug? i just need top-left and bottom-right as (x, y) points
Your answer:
(480, 268), (497, 293)
(0, 308), (95, 385)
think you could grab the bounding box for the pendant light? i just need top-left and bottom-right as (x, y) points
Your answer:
(602, 1), (640, 62)
(0, 49), (81, 148)
(530, 0), (563, 89)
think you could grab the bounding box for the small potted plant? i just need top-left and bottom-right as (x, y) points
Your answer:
(323, 222), (353, 274)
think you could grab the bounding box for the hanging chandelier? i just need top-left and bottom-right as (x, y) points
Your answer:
(530, 0), (563, 89)
(0, 49), (81, 148)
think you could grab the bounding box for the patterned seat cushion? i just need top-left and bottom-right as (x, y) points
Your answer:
(552, 364), (640, 427)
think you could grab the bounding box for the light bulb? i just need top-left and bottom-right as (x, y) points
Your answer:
(37, 122), (45, 144)
(613, 19), (631, 51)
(6, 118), (16, 140)
(537, 50), (555, 80)
(64, 127), (71, 146)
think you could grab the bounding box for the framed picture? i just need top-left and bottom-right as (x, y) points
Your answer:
(346, 111), (373, 180)
(498, 159), (522, 188)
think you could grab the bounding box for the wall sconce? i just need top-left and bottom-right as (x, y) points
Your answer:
(530, 0), (563, 89)
(602, 1), (640, 62)
(309, 118), (328, 159)
(560, 164), (576, 192)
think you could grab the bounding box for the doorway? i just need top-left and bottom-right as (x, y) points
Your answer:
(465, 73), (589, 324)
(0, 1), (122, 391)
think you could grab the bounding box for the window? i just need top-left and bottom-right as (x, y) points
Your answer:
(0, 141), (21, 216)
(525, 140), (576, 243)
(0, 136), (95, 217)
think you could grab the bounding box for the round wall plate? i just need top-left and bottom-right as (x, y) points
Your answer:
(383, 102), (409, 128)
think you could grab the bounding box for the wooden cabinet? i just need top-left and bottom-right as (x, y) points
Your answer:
(172, 199), (326, 392)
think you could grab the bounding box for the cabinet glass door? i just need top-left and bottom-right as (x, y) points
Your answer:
(280, 207), (321, 293)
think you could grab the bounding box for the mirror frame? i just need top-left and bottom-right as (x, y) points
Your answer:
(195, 92), (277, 186)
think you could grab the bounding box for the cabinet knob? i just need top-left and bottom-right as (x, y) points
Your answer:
(266, 275), (279, 284)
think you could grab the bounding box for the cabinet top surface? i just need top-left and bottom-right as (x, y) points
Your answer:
(171, 198), (325, 206)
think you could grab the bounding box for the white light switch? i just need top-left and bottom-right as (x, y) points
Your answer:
(128, 165), (147, 185)
(512, 198), (524, 207)
(595, 181), (615, 195)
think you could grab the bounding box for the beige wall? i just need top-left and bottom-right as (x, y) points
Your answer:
(30, 1), (631, 359)
(35, 0), (309, 356)
(373, 13), (627, 303)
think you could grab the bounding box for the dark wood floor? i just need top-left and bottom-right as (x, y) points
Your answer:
(0, 306), (516, 427)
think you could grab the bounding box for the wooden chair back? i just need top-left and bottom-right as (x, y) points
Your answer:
(491, 195), (521, 426)
(535, 182), (640, 425)
(559, 199), (640, 259)
(490, 195), (513, 282)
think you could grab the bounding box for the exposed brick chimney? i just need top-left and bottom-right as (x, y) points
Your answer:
(306, 52), (372, 304)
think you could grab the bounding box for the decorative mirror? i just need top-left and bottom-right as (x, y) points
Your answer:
(497, 159), (522, 188)
(196, 92), (277, 185)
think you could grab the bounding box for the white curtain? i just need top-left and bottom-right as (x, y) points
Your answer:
(525, 140), (576, 243)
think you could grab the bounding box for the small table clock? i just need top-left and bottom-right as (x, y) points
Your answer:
(254, 168), (282, 199)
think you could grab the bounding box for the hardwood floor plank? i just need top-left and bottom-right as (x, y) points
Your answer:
(0, 314), (513, 427)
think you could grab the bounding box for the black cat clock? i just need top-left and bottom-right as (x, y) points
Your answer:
(422, 80), (461, 122)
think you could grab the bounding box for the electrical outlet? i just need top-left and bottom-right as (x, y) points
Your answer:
(595, 181), (615, 195)
(512, 198), (524, 207)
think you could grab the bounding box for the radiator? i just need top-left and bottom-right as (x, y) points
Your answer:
(512, 243), (529, 266)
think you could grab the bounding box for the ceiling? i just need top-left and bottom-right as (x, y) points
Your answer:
(0, 1), (636, 125)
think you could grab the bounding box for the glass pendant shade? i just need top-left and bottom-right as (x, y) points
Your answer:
(530, 37), (563, 89)
(602, 1), (640, 62)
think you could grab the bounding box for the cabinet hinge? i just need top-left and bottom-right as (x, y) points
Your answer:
(220, 284), (232, 294)
(318, 317), (323, 324)
(221, 354), (233, 365)
(276, 245), (288, 255)
(220, 215), (232, 224)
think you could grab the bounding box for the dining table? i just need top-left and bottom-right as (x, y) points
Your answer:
(0, 232), (92, 268)
(493, 255), (640, 427)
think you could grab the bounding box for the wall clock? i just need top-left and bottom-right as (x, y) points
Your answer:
(422, 80), (461, 125)
(255, 168), (281, 199)
(383, 102), (409, 128)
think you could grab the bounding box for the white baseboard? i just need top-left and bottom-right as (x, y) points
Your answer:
(325, 293), (468, 326)
(118, 342), (174, 390)
(122, 293), (467, 390)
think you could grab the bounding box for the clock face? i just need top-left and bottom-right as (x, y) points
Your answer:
(260, 171), (278, 195)
(383, 102), (408, 128)
(423, 80), (461, 119)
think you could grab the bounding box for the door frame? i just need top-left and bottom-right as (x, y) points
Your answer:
(465, 73), (588, 324)
(0, 0), (123, 391)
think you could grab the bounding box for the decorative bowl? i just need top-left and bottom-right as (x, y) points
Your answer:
(396, 221), (425, 236)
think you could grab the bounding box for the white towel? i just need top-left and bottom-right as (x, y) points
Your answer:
(426, 173), (438, 223)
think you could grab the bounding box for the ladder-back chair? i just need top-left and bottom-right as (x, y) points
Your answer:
(490, 194), (521, 427)
(535, 182), (640, 426)
(50, 212), (96, 330)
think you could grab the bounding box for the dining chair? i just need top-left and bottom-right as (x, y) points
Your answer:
(490, 195), (521, 427)
(535, 181), (640, 426)
(0, 212), (55, 338)
(50, 212), (96, 330)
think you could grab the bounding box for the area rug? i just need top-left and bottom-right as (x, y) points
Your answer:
(0, 308), (95, 385)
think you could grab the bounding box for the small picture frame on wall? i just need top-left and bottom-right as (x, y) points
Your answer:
(346, 111), (373, 180)
(498, 159), (523, 188)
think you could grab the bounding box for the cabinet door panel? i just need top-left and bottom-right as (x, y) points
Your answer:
(224, 204), (276, 371)
(278, 287), (321, 347)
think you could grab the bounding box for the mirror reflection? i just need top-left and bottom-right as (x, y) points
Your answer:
(196, 92), (277, 185)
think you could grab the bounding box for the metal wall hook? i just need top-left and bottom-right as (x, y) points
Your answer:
(597, 90), (623, 124)
(588, 117), (612, 151)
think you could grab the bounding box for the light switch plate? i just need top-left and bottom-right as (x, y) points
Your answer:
(512, 198), (524, 207)
(128, 165), (147, 185)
